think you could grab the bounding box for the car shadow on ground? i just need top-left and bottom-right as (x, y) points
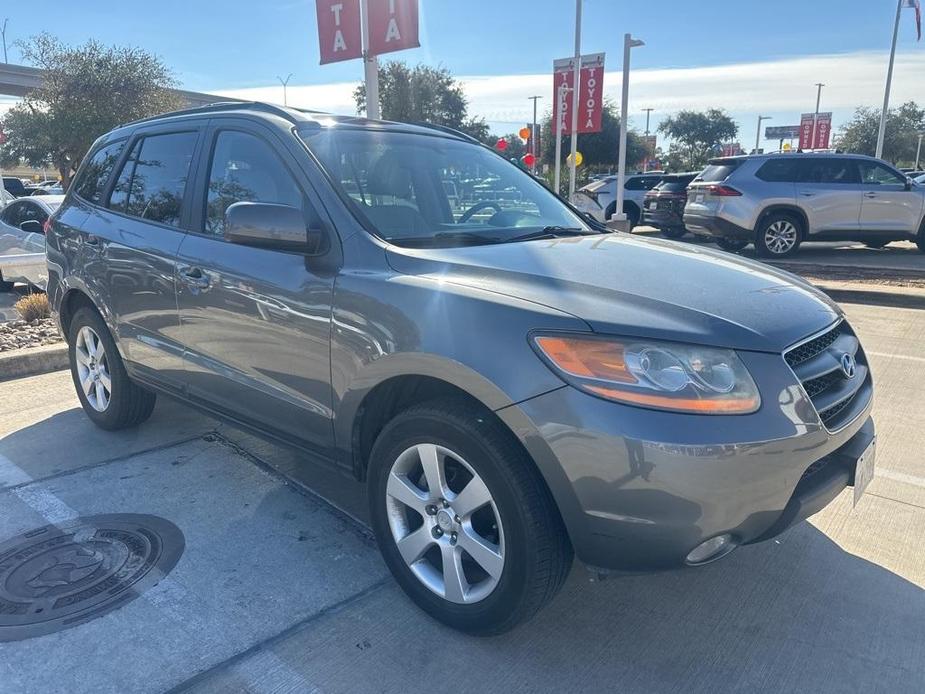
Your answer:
(3, 401), (923, 693)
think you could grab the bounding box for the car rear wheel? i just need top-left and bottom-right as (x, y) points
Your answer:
(367, 398), (572, 635)
(756, 213), (802, 258)
(916, 220), (925, 253)
(604, 202), (639, 230)
(0, 271), (14, 292)
(661, 227), (687, 239)
(67, 307), (156, 430)
(716, 238), (748, 252)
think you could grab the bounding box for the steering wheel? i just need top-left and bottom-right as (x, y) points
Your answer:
(458, 201), (503, 223)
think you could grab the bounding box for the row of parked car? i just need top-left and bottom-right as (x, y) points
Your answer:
(0, 182), (62, 290)
(2, 176), (64, 198)
(574, 154), (925, 258)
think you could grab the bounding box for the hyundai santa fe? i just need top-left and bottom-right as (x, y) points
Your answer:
(46, 103), (876, 634)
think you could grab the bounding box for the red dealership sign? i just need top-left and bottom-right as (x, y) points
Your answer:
(813, 112), (832, 150)
(799, 113), (815, 150)
(316, 0), (362, 64)
(367, 0), (420, 56)
(552, 53), (606, 136)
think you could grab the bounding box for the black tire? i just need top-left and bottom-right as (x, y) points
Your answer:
(755, 212), (802, 258)
(67, 306), (156, 430)
(863, 240), (889, 249)
(604, 201), (616, 222)
(661, 227), (687, 239)
(716, 238), (748, 253)
(916, 221), (925, 253)
(367, 398), (572, 635)
(625, 204), (640, 230)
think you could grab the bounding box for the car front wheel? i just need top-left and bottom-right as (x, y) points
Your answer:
(67, 307), (156, 430)
(367, 398), (572, 635)
(716, 238), (748, 252)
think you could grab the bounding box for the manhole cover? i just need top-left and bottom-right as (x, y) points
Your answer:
(0, 514), (184, 642)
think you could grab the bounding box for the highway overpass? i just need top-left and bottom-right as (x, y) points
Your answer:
(0, 62), (236, 107)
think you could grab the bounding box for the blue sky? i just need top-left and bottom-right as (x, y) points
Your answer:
(2, 1), (923, 144)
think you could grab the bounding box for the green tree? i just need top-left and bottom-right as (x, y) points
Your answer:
(836, 101), (925, 165)
(0, 34), (182, 186)
(354, 61), (488, 141)
(539, 102), (647, 190)
(657, 109), (738, 170)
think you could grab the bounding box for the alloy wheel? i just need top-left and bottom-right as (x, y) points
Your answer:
(764, 220), (798, 255)
(385, 443), (505, 604)
(74, 326), (112, 412)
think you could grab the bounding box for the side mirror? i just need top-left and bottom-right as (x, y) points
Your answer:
(224, 201), (327, 254)
(20, 219), (43, 234)
(905, 177), (914, 191)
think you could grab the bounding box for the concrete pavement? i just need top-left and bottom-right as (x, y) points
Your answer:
(1, 301), (924, 693)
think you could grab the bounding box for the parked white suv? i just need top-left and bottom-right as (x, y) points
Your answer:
(573, 173), (664, 227)
(684, 153), (925, 257)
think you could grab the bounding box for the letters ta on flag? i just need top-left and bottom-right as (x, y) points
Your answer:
(316, 0), (362, 64)
(367, 0), (421, 56)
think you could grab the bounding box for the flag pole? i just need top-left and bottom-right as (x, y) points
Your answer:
(568, 0), (582, 202)
(876, 0), (904, 159)
(360, 0), (380, 120)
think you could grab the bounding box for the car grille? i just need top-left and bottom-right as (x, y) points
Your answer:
(783, 321), (871, 430)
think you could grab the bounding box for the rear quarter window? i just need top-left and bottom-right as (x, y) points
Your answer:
(755, 159), (800, 183)
(74, 141), (126, 204)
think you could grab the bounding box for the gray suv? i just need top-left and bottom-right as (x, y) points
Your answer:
(47, 103), (876, 634)
(684, 153), (925, 257)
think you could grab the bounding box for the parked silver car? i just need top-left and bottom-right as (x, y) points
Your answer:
(684, 153), (925, 257)
(0, 195), (61, 291)
(48, 104), (875, 634)
(573, 172), (665, 227)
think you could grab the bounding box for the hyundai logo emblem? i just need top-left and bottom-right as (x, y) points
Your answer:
(841, 353), (857, 379)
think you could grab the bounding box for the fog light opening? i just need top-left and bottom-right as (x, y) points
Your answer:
(685, 534), (737, 566)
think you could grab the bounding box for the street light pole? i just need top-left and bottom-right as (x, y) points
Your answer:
(613, 34), (644, 227)
(642, 108), (654, 172)
(0, 19), (8, 64)
(568, 0), (582, 202)
(528, 95), (542, 174)
(811, 82), (824, 147)
(916, 133), (924, 170)
(755, 115), (772, 153)
(360, 0), (380, 120)
(276, 73), (293, 107)
(642, 108), (654, 135)
(876, 0), (904, 159)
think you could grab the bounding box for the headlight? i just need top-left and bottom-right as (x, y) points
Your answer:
(531, 333), (760, 414)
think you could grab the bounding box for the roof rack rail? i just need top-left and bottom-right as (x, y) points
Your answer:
(410, 122), (481, 144)
(122, 101), (309, 128)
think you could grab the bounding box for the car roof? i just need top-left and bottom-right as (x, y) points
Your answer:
(102, 101), (478, 146)
(707, 152), (888, 166)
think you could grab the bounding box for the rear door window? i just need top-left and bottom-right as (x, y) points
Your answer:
(797, 158), (859, 184)
(858, 161), (906, 186)
(74, 140), (125, 204)
(108, 131), (198, 227)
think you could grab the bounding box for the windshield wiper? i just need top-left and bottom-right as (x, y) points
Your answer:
(502, 226), (594, 244)
(386, 231), (504, 247)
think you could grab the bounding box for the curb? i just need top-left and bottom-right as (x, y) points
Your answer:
(0, 343), (68, 382)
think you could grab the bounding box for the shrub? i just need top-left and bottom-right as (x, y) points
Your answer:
(15, 293), (51, 322)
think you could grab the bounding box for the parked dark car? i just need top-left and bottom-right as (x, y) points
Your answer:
(641, 172), (699, 238)
(2, 176), (29, 198)
(47, 102), (876, 634)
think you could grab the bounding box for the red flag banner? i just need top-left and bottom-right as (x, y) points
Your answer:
(552, 57), (576, 136)
(813, 112), (832, 150)
(577, 53), (605, 134)
(799, 113), (815, 150)
(367, 0), (420, 56)
(316, 0), (362, 64)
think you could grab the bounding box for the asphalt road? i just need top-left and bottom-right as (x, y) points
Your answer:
(1, 301), (924, 693)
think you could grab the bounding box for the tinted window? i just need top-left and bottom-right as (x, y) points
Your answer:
(858, 161), (906, 186)
(205, 131), (307, 237)
(1, 201), (46, 229)
(625, 176), (661, 191)
(696, 161), (742, 182)
(655, 175), (696, 192)
(109, 131), (197, 227)
(798, 158), (859, 184)
(756, 159), (800, 182)
(74, 141), (125, 203)
(1, 201), (25, 226)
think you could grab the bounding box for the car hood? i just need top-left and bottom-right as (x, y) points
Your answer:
(385, 233), (841, 352)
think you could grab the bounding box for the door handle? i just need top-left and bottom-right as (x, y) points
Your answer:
(864, 192), (878, 198)
(179, 267), (212, 290)
(799, 192), (815, 197)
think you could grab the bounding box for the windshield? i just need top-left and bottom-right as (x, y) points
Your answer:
(695, 161), (742, 183)
(299, 126), (592, 246)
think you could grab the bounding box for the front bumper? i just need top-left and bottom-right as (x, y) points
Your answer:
(0, 252), (47, 289)
(499, 353), (874, 572)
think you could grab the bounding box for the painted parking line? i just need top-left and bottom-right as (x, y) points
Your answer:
(867, 351), (925, 364)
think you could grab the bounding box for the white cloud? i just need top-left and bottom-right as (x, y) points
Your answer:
(215, 49), (925, 141)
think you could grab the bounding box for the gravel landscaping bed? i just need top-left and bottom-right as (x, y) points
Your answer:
(0, 318), (63, 352)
